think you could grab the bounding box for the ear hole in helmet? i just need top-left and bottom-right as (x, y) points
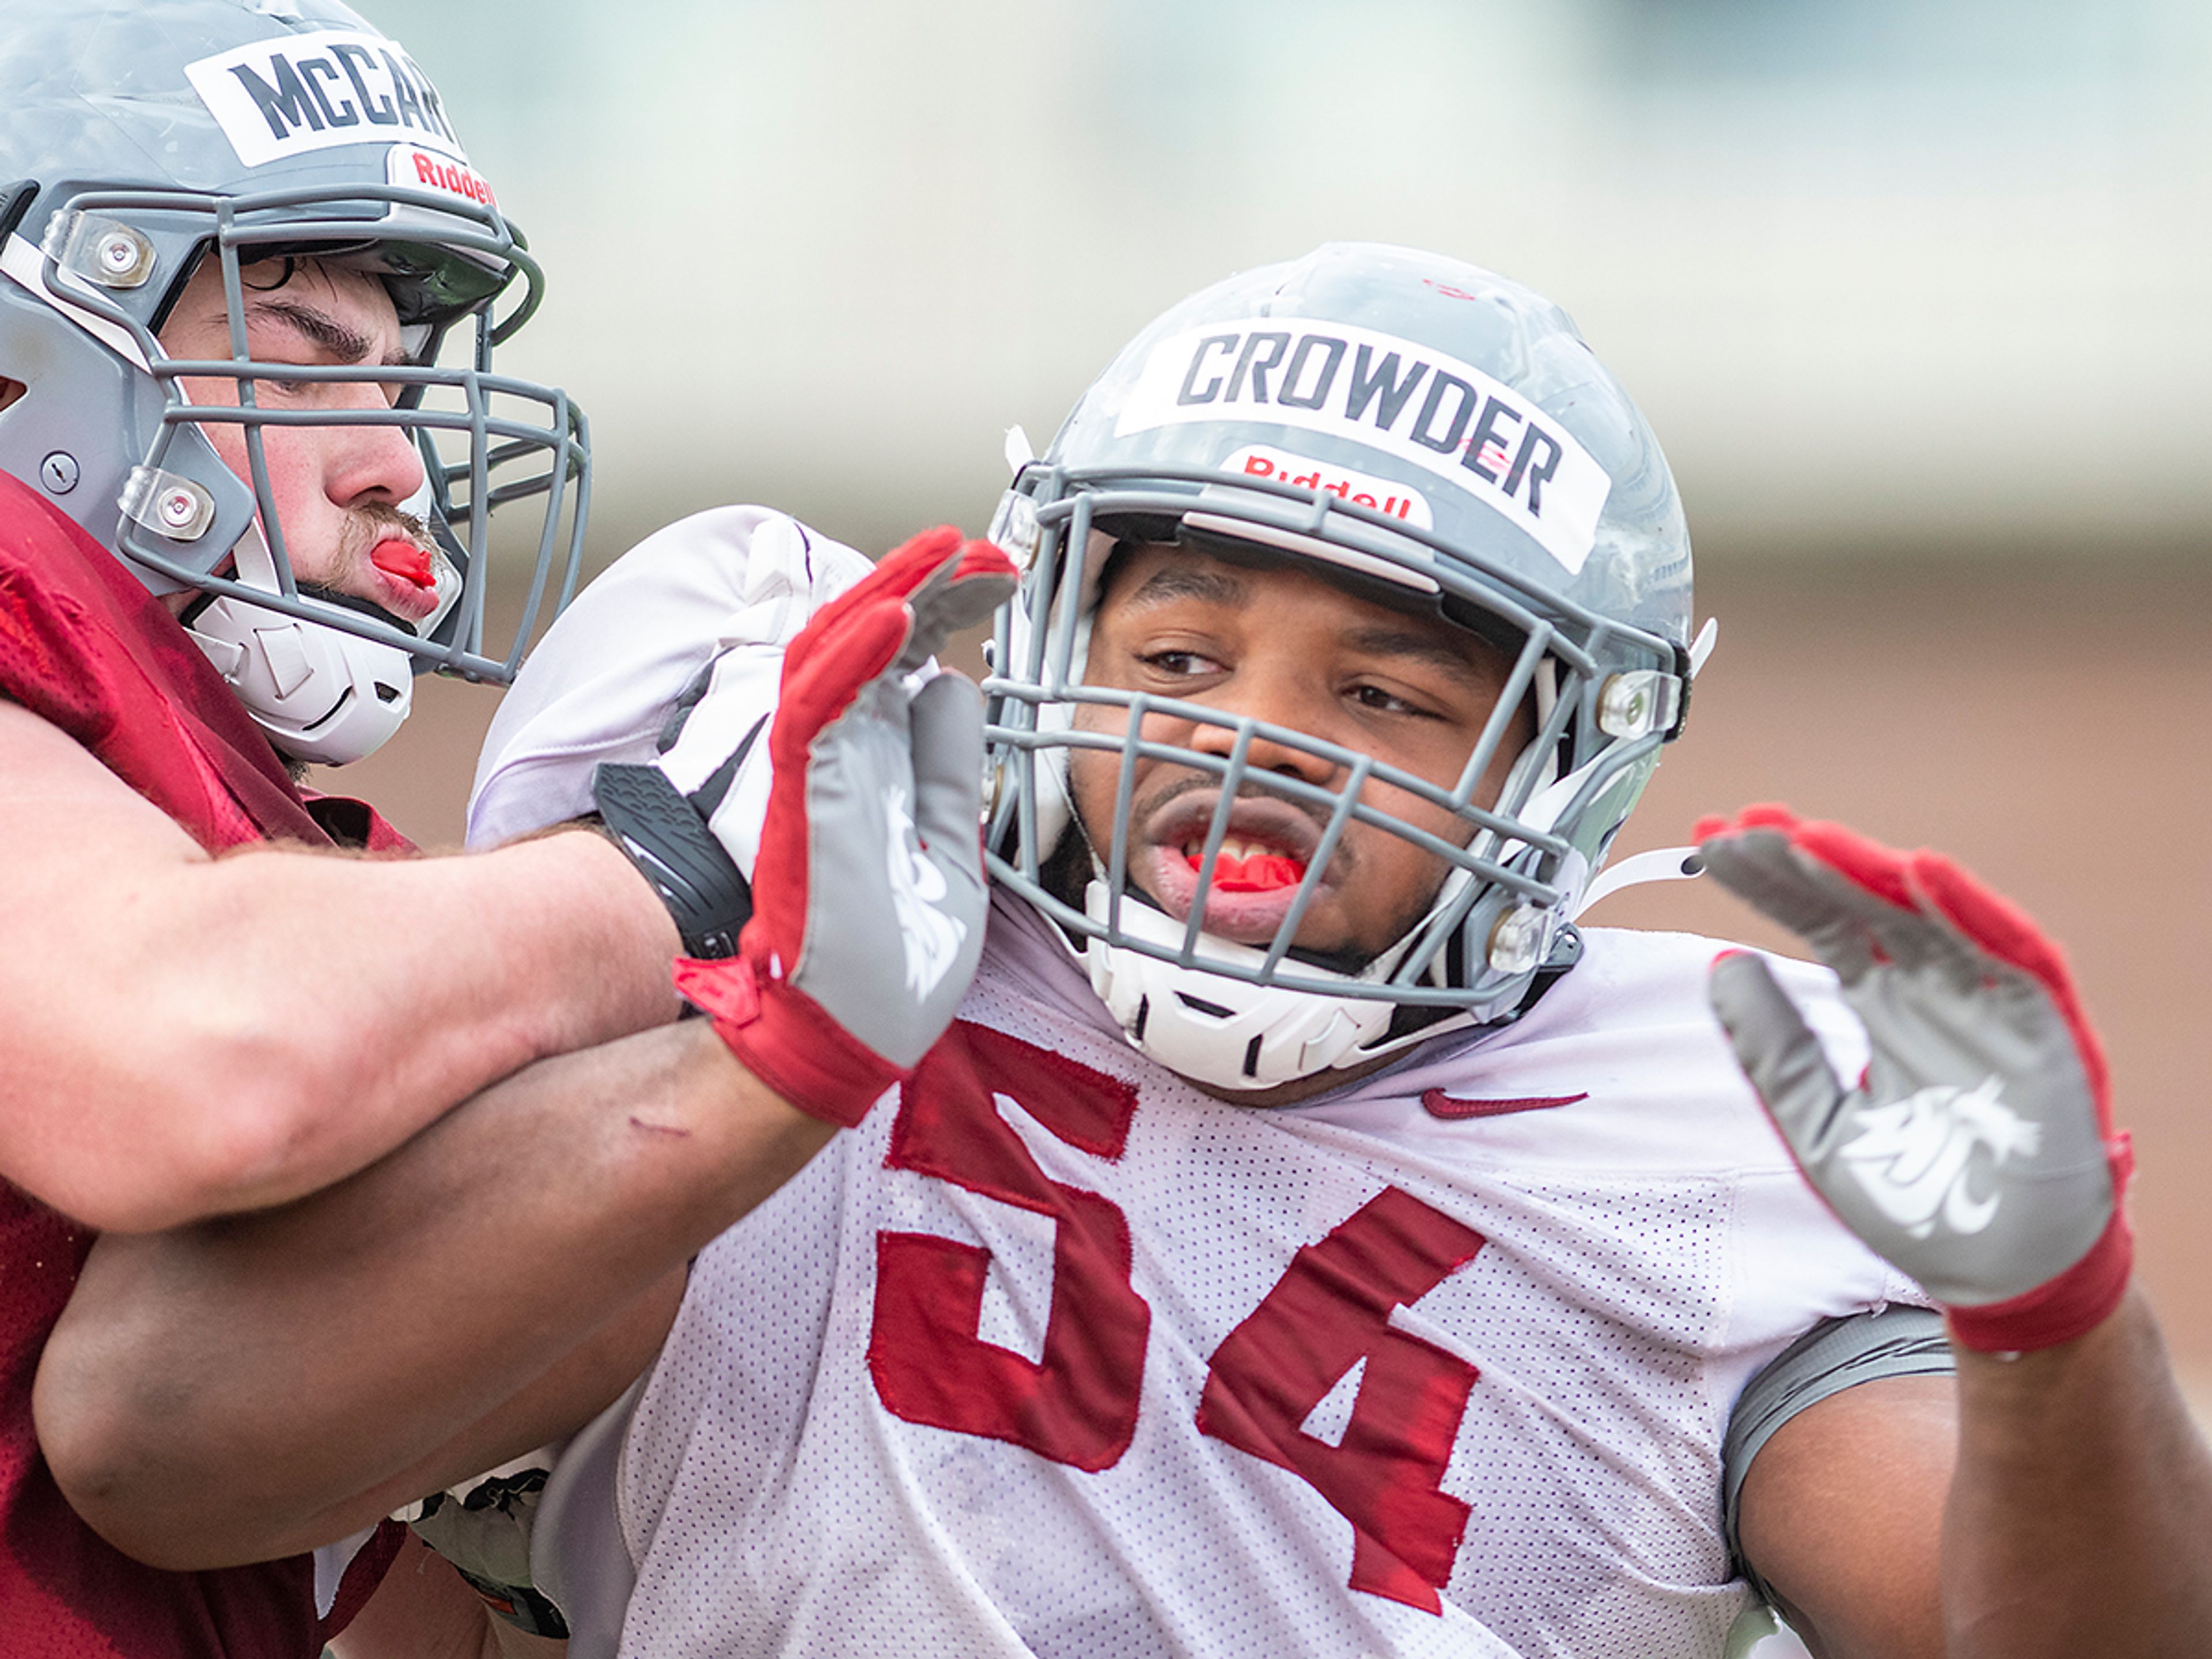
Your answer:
(0, 180), (39, 245)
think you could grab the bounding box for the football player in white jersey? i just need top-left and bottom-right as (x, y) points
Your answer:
(41, 245), (2212, 1658)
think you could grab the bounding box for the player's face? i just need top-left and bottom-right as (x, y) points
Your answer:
(1067, 541), (1533, 966)
(157, 256), (441, 624)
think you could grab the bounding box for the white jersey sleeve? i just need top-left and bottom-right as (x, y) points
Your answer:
(612, 907), (1919, 1659)
(465, 506), (870, 851)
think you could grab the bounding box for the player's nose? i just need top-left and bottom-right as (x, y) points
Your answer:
(1184, 665), (1342, 785)
(325, 402), (426, 510)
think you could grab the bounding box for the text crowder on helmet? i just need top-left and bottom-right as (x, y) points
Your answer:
(983, 242), (1694, 1093)
(0, 0), (588, 764)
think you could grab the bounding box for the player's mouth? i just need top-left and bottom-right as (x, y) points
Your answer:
(1180, 834), (1306, 893)
(1135, 795), (1332, 944)
(364, 537), (446, 623)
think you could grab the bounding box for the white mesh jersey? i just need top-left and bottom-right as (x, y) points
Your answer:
(613, 902), (1919, 1659)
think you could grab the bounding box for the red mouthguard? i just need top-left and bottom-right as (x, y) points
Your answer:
(370, 539), (437, 589)
(1196, 851), (1306, 892)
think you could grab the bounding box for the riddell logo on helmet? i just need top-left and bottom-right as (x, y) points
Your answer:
(388, 147), (498, 208)
(1226, 447), (1434, 531)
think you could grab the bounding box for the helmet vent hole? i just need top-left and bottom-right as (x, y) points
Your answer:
(1132, 994), (1150, 1042)
(374, 683), (403, 704)
(1241, 1034), (1265, 1079)
(1173, 991), (1234, 1020)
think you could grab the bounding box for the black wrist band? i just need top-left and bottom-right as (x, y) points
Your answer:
(593, 762), (755, 960)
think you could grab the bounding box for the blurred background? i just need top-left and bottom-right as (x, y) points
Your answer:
(326, 0), (2211, 1388)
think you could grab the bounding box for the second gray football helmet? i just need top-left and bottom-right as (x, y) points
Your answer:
(986, 243), (1693, 1090)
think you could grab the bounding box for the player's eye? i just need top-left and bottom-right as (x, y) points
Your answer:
(1347, 681), (1437, 718)
(1141, 648), (1222, 678)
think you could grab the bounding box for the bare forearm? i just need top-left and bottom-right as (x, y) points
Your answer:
(1943, 1285), (2212, 1657)
(149, 827), (685, 1210)
(36, 1020), (835, 1567)
(9, 824), (681, 1229)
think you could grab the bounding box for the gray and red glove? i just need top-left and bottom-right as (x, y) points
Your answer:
(607, 527), (1014, 1127)
(1697, 804), (2134, 1354)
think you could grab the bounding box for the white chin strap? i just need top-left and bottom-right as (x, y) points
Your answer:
(1080, 879), (1408, 1092)
(183, 526), (417, 767)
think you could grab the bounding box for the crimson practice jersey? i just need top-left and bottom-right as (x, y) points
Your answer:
(609, 897), (1918, 1658)
(0, 469), (403, 1653)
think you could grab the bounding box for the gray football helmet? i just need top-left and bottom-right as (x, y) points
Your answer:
(984, 243), (1692, 1091)
(0, 0), (587, 763)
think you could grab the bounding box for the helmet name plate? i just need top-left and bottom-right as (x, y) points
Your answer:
(185, 29), (467, 170)
(1112, 320), (1611, 574)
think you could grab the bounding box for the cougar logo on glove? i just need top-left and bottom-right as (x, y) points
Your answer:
(1839, 1077), (2041, 1240)
(885, 788), (965, 998)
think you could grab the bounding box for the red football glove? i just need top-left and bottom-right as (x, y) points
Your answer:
(675, 528), (1016, 1126)
(1696, 804), (2133, 1353)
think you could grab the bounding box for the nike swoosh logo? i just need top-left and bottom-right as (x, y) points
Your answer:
(1421, 1090), (1588, 1122)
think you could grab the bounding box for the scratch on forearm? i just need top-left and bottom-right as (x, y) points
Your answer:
(629, 1116), (692, 1138)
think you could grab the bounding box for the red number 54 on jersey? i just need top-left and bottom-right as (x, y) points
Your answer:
(868, 1024), (1490, 1615)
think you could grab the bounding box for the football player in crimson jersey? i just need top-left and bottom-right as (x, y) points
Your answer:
(0, 2), (1000, 1652)
(41, 247), (2212, 1659)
